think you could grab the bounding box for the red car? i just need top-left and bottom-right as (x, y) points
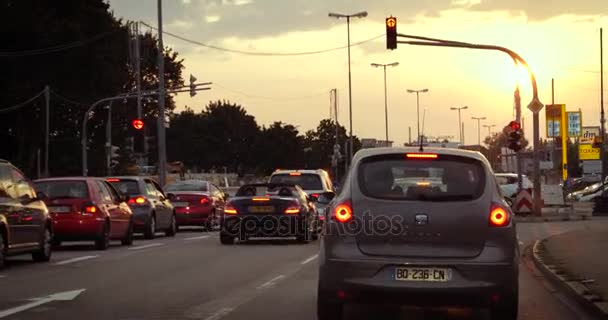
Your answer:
(164, 180), (227, 230)
(34, 177), (134, 250)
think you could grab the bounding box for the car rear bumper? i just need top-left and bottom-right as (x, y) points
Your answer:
(175, 207), (213, 225)
(318, 257), (518, 307)
(52, 218), (105, 240)
(221, 215), (307, 238)
(130, 207), (152, 231)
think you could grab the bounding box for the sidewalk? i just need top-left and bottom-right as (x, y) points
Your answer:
(534, 224), (608, 317)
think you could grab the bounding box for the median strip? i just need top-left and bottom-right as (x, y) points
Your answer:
(54, 255), (99, 266)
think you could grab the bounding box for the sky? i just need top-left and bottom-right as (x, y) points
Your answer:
(106, 0), (607, 146)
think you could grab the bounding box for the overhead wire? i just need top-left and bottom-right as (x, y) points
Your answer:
(0, 31), (117, 58)
(212, 83), (335, 101)
(140, 21), (383, 56)
(0, 89), (46, 114)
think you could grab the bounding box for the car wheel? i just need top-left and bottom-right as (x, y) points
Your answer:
(165, 215), (177, 237)
(121, 220), (134, 246)
(489, 292), (518, 320)
(0, 232), (6, 269)
(317, 296), (343, 320)
(95, 222), (110, 250)
(144, 215), (156, 240)
(220, 233), (234, 245)
(32, 227), (52, 262)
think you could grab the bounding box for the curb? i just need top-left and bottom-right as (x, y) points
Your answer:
(532, 240), (608, 319)
(515, 215), (591, 223)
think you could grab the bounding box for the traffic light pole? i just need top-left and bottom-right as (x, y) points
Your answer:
(396, 34), (544, 215)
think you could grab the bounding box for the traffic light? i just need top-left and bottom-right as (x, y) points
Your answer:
(132, 119), (144, 130)
(189, 74), (197, 97)
(506, 121), (523, 152)
(386, 16), (397, 50)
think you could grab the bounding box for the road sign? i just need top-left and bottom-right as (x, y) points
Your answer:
(566, 111), (582, 137)
(514, 189), (533, 214)
(545, 104), (565, 138)
(527, 98), (544, 114)
(579, 144), (601, 160)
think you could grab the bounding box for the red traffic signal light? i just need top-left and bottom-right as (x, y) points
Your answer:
(386, 16), (397, 50)
(132, 119), (144, 130)
(508, 120), (520, 131)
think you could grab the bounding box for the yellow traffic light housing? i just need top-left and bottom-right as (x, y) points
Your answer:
(386, 16), (397, 50)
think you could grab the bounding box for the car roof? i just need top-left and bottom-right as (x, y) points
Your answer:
(167, 179), (209, 184)
(0, 159), (9, 164)
(106, 176), (147, 181)
(34, 176), (97, 182)
(272, 169), (327, 175)
(352, 147), (488, 163)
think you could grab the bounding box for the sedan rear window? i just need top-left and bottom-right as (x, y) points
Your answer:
(269, 174), (323, 190)
(108, 180), (140, 196)
(34, 181), (89, 199)
(165, 182), (208, 192)
(358, 154), (486, 201)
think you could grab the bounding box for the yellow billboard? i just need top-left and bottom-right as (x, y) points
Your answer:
(579, 144), (600, 160)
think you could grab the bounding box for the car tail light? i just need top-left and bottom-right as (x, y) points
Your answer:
(333, 200), (353, 223)
(82, 205), (98, 215)
(284, 202), (300, 214)
(489, 203), (510, 227)
(406, 153), (438, 159)
(310, 193), (320, 198)
(289, 172), (302, 176)
(106, 178), (121, 182)
(200, 197), (210, 205)
(128, 196), (147, 205)
(224, 204), (238, 215)
(252, 197), (270, 201)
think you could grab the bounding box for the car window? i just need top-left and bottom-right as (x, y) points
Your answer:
(11, 168), (35, 199)
(95, 181), (113, 202)
(358, 154), (486, 201)
(269, 173), (323, 190)
(104, 182), (122, 201)
(0, 164), (15, 200)
(108, 179), (140, 196)
(144, 180), (159, 198)
(166, 181), (208, 192)
(152, 181), (166, 198)
(34, 180), (90, 199)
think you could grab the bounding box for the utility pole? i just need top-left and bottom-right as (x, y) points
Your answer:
(157, 0), (168, 186)
(105, 102), (113, 176)
(408, 127), (412, 144)
(44, 85), (50, 178)
(450, 106), (468, 145)
(600, 28), (606, 189)
(472, 116), (486, 146)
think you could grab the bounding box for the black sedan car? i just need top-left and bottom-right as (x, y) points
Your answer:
(219, 183), (317, 244)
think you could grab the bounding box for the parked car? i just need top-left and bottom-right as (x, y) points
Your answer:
(106, 176), (176, 239)
(0, 159), (52, 268)
(495, 173), (533, 198)
(318, 148), (518, 319)
(34, 177), (134, 249)
(164, 180), (227, 230)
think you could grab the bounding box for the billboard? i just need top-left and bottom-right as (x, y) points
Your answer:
(545, 104), (565, 138)
(580, 126), (600, 144)
(566, 111), (582, 137)
(579, 144), (601, 160)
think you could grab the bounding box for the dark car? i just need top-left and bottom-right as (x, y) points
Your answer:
(219, 183), (317, 244)
(164, 180), (227, 231)
(106, 176), (176, 239)
(34, 177), (134, 249)
(0, 160), (52, 268)
(317, 148), (519, 320)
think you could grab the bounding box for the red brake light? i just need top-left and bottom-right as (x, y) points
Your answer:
(284, 207), (300, 214)
(128, 196), (146, 205)
(224, 204), (238, 215)
(311, 193), (320, 198)
(83, 205), (97, 214)
(334, 201), (353, 223)
(200, 197), (210, 205)
(106, 178), (120, 182)
(489, 204), (510, 227)
(406, 153), (438, 159)
(289, 172), (302, 176)
(252, 197), (270, 201)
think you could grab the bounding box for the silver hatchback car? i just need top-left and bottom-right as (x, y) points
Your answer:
(318, 147), (519, 319)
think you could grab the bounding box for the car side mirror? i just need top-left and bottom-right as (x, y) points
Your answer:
(36, 191), (47, 200)
(317, 192), (336, 205)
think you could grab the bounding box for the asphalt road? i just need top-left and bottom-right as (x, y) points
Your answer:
(0, 219), (606, 320)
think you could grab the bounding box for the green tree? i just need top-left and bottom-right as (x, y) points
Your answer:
(304, 119), (361, 170)
(256, 122), (305, 174)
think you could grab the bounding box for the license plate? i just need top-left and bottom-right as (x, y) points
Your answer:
(48, 206), (71, 213)
(394, 267), (452, 282)
(248, 206), (275, 213)
(172, 202), (188, 207)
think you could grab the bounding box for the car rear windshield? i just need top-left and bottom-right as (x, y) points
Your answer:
(34, 181), (89, 199)
(165, 182), (208, 192)
(358, 154), (486, 201)
(108, 179), (140, 195)
(269, 174), (323, 190)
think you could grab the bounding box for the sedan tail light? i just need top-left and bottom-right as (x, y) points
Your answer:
(284, 202), (301, 215)
(200, 196), (210, 205)
(224, 204), (238, 215)
(128, 196), (147, 205)
(489, 203), (511, 227)
(82, 204), (99, 215)
(333, 200), (353, 223)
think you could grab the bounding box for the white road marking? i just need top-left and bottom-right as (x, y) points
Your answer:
(128, 243), (164, 250)
(204, 308), (234, 320)
(0, 289), (85, 319)
(257, 275), (286, 290)
(54, 255), (99, 266)
(0, 275), (6, 279)
(300, 254), (318, 265)
(184, 235), (210, 241)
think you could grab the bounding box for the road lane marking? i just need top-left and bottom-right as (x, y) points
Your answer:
(0, 289), (85, 319)
(204, 308), (234, 320)
(128, 243), (164, 250)
(184, 235), (210, 241)
(300, 254), (318, 265)
(54, 255), (99, 266)
(0, 275), (6, 279)
(257, 275), (286, 290)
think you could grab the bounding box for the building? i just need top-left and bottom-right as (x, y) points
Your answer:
(361, 139), (393, 148)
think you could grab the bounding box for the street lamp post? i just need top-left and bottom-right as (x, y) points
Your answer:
(471, 116), (486, 146)
(483, 124), (496, 139)
(329, 11), (367, 164)
(450, 106), (468, 145)
(406, 89), (429, 144)
(371, 62), (399, 142)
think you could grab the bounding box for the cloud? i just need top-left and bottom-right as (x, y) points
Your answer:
(469, 0), (608, 21)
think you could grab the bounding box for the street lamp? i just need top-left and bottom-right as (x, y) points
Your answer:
(371, 62), (399, 142)
(471, 116), (486, 146)
(406, 88), (429, 144)
(483, 124), (496, 140)
(328, 11), (367, 164)
(450, 106), (468, 145)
